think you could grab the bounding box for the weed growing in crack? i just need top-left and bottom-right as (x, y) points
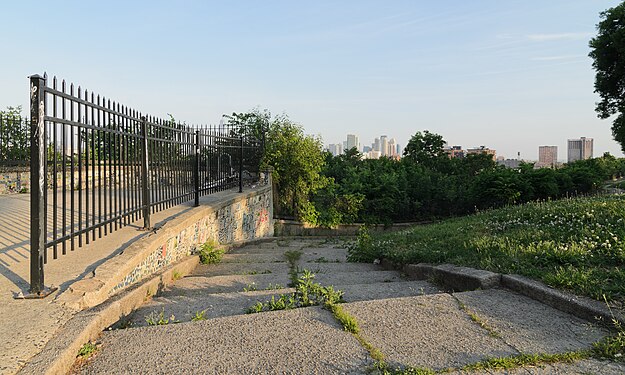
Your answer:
(284, 249), (302, 265)
(198, 241), (225, 265)
(172, 270), (182, 281)
(327, 303), (359, 333)
(462, 352), (588, 371)
(246, 270), (343, 313)
(77, 342), (98, 358)
(592, 295), (625, 361)
(145, 309), (178, 326)
(454, 298), (501, 338)
(243, 282), (258, 292)
(191, 310), (207, 322)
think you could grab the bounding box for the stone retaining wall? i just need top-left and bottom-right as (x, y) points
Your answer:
(57, 183), (273, 310)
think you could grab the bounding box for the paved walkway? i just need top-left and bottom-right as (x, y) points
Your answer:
(0, 189), (244, 375)
(76, 238), (625, 374)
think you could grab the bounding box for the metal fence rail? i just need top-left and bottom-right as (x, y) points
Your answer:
(26, 73), (264, 297)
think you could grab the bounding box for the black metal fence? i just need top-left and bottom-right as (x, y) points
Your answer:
(0, 115), (30, 166)
(27, 73), (264, 296)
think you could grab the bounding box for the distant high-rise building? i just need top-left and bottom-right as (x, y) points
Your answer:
(397, 144), (401, 156)
(346, 134), (359, 151)
(362, 145), (372, 153)
(388, 138), (397, 156)
(373, 138), (380, 152)
(466, 146), (496, 160)
(567, 137), (593, 163)
(380, 135), (388, 157)
(538, 146), (558, 167)
(328, 143), (343, 156)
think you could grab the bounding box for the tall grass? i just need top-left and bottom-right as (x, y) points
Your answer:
(349, 195), (625, 302)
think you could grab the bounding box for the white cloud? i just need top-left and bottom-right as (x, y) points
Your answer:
(526, 32), (593, 42)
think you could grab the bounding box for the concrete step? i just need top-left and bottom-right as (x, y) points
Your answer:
(91, 307), (371, 374)
(124, 275), (442, 329)
(163, 273), (292, 295)
(126, 288), (297, 327)
(228, 246), (350, 263)
(221, 253), (287, 263)
(338, 280), (443, 302)
(192, 262), (290, 277)
(193, 260), (384, 278)
(311, 270), (405, 286)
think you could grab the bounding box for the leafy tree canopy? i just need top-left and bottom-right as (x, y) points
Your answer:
(589, 1), (625, 151)
(402, 130), (447, 168)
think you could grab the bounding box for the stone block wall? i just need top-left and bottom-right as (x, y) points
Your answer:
(109, 188), (272, 294)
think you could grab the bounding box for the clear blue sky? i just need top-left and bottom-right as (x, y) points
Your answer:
(1, 0), (623, 161)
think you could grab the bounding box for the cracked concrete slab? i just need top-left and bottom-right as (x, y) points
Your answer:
(453, 289), (609, 354)
(82, 307), (371, 374)
(447, 358), (625, 374)
(342, 294), (518, 370)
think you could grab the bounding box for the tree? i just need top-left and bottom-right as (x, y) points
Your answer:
(589, 2), (625, 152)
(402, 130), (448, 169)
(261, 114), (327, 220)
(0, 105), (29, 163)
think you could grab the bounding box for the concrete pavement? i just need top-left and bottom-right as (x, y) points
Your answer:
(75, 238), (625, 374)
(0, 189), (245, 375)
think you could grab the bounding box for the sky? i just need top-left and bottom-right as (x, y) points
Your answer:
(1, 0), (623, 161)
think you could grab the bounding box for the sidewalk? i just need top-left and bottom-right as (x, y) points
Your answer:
(0, 189), (243, 375)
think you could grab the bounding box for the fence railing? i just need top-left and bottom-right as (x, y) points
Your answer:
(26, 73), (264, 297)
(0, 115), (30, 166)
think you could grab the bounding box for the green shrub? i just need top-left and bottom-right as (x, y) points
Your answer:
(198, 241), (224, 265)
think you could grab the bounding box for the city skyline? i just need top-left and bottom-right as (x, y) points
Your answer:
(0, 1), (624, 161)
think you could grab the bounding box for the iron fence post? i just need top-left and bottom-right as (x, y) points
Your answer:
(239, 136), (243, 193)
(140, 116), (151, 229)
(26, 74), (56, 298)
(194, 130), (200, 207)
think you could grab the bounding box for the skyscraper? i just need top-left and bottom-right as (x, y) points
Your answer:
(388, 138), (397, 156)
(346, 134), (359, 151)
(328, 143), (343, 156)
(373, 138), (380, 152)
(380, 135), (388, 157)
(538, 146), (557, 167)
(567, 137), (593, 163)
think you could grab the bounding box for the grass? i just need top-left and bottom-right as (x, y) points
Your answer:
(462, 351), (589, 371)
(326, 303), (359, 333)
(348, 195), (625, 303)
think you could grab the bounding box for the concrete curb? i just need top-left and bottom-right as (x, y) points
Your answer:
(382, 259), (624, 328)
(501, 274), (625, 327)
(18, 255), (199, 375)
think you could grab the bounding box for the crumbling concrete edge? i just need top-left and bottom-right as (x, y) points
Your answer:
(18, 255), (199, 375)
(381, 259), (624, 328)
(501, 274), (625, 328)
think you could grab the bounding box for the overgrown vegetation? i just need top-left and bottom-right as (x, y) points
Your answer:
(231, 108), (625, 226)
(349, 195), (625, 303)
(245, 270), (343, 313)
(197, 241), (225, 265)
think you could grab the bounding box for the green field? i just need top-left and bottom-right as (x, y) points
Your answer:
(348, 195), (625, 303)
